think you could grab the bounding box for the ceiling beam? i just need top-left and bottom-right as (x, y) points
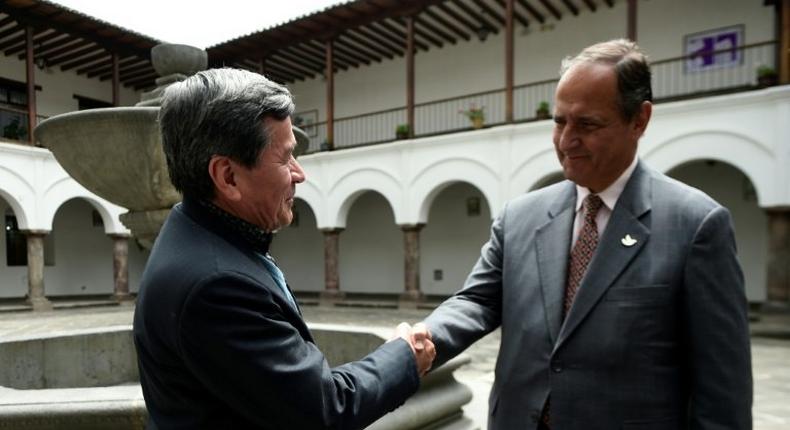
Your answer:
(561, 0), (580, 16)
(538, 0), (562, 20)
(581, 0), (597, 12)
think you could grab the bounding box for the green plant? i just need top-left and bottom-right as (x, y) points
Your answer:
(757, 65), (777, 78)
(537, 101), (550, 113)
(2, 118), (27, 141)
(458, 103), (485, 121)
(395, 123), (410, 139)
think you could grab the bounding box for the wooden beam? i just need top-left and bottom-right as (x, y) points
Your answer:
(47, 44), (99, 67)
(61, 50), (107, 71)
(276, 47), (326, 73)
(76, 57), (110, 75)
(125, 72), (157, 88)
(495, 0), (529, 26)
(537, 0), (561, 20)
(0, 23), (22, 41)
(561, 0), (580, 16)
(406, 15), (415, 138)
(340, 31), (395, 60)
(453, 0), (499, 36)
(424, 7), (471, 41)
(5, 28), (57, 56)
(581, 0), (597, 12)
(112, 52), (120, 106)
(378, 18), (429, 51)
(352, 26), (404, 56)
(437, 2), (478, 34)
(17, 33), (75, 58)
(325, 39), (335, 149)
(0, 33), (25, 53)
(25, 25), (35, 145)
(518, 0), (544, 24)
(32, 38), (91, 61)
(332, 40), (373, 66)
(627, 0), (637, 41)
(269, 52), (318, 78)
(505, 0), (514, 123)
(472, 0), (505, 26)
(415, 14), (457, 45)
(603, 0), (614, 7)
(0, 15), (16, 29)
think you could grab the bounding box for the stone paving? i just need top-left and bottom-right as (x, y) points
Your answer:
(0, 305), (787, 429)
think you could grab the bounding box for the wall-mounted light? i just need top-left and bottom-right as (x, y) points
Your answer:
(476, 24), (492, 41)
(34, 56), (47, 70)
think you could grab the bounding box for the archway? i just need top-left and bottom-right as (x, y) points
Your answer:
(667, 160), (767, 302)
(339, 191), (403, 295)
(529, 171), (565, 192)
(47, 198), (114, 297)
(0, 197), (28, 298)
(421, 182), (492, 296)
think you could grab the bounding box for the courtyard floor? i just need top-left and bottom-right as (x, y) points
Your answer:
(0, 304), (787, 429)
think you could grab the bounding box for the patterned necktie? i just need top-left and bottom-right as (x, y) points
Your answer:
(541, 194), (604, 429)
(564, 194), (604, 316)
(259, 253), (297, 308)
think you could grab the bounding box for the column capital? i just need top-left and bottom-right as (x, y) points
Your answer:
(399, 223), (425, 232)
(107, 232), (132, 240)
(19, 229), (49, 237)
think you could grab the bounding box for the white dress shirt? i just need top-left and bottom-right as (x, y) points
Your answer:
(571, 157), (639, 247)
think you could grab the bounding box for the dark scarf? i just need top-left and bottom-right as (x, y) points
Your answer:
(196, 199), (274, 256)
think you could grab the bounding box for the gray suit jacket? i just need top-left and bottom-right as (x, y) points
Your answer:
(424, 161), (752, 430)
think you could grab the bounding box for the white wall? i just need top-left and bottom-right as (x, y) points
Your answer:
(421, 182), (491, 296)
(668, 161), (767, 302)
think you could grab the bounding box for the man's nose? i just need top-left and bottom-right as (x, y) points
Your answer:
(557, 125), (581, 151)
(291, 158), (306, 183)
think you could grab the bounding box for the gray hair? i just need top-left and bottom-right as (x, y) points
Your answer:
(560, 39), (653, 121)
(159, 68), (295, 200)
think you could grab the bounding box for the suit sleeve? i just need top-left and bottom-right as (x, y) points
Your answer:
(423, 203), (506, 367)
(177, 273), (420, 430)
(683, 206), (752, 429)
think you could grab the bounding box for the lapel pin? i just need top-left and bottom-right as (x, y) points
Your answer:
(621, 234), (637, 247)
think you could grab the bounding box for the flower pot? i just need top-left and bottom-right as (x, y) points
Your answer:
(471, 117), (484, 129)
(536, 110), (551, 120)
(758, 74), (778, 88)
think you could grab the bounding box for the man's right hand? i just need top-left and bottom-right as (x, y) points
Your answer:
(393, 322), (436, 376)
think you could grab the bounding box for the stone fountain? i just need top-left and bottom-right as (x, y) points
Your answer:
(35, 44), (205, 248)
(20, 44), (477, 429)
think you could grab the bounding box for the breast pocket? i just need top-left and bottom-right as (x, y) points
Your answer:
(604, 285), (671, 307)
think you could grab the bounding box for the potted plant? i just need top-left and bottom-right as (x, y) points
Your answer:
(395, 123), (410, 139)
(2, 118), (27, 141)
(459, 104), (485, 129)
(536, 101), (551, 120)
(319, 139), (332, 151)
(757, 65), (778, 88)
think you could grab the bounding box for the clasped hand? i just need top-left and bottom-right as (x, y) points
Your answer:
(391, 322), (435, 376)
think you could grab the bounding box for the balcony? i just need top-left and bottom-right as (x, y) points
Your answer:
(303, 41), (779, 153)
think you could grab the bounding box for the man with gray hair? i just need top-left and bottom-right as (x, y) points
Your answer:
(412, 39), (752, 429)
(133, 68), (435, 429)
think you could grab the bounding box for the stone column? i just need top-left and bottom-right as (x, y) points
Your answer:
(22, 230), (52, 311)
(400, 224), (425, 308)
(109, 234), (133, 303)
(766, 208), (790, 308)
(321, 228), (345, 305)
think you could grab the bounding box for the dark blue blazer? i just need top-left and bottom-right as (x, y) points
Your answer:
(134, 198), (419, 429)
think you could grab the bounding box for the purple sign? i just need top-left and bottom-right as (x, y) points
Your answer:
(684, 25), (743, 73)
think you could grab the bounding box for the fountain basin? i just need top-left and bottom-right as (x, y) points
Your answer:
(36, 107), (180, 212)
(0, 324), (475, 430)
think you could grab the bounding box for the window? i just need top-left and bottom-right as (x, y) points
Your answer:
(0, 77), (37, 142)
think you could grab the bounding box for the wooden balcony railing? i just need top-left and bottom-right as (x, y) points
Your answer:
(302, 41), (778, 154)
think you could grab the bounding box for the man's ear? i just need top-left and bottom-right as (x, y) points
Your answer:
(208, 155), (242, 202)
(632, 101), (652, 138)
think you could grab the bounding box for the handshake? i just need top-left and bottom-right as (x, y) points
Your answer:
(391, 322), (435, 376)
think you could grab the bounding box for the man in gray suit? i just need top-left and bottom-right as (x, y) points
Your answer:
(413, 39), (752, 429)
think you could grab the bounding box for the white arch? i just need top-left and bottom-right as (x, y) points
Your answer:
(293, 180), (324, 227)
(328, 167), (403, 228)
(642, 130), (775, 206)
(509, 147), (564, 198)
(410, 157), (499, 223)
(0, 165), (34, 229)
(42, 177), (128, 234)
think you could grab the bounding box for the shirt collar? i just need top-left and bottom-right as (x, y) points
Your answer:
(575, 156), (638, 213)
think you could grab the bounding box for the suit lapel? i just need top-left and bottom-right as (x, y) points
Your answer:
(536, 182), (576, 345)
(555, 162), (653, 350)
